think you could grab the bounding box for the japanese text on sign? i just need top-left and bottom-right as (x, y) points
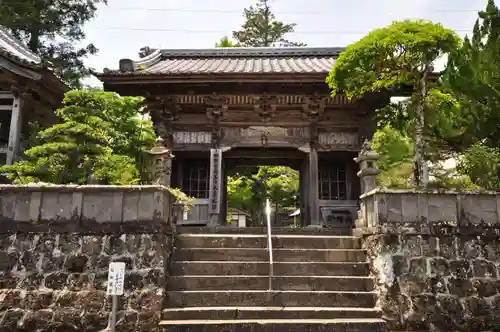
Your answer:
(107, 262), (125, 296)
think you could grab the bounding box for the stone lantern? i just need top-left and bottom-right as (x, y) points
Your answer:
(148, 136), (174, 187)
(354, 139), (381, 195)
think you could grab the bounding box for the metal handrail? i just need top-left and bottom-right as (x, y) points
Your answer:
(265, 198), (274, 290)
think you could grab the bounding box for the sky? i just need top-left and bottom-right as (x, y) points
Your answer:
(82, 0), (495, 86)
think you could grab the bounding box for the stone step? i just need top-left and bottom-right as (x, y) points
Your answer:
(161, 306), (382, 320)
(159, 318), (387, 332)
(170, 261), (369, 276)
(171, 248), (366, 262)
(168, 275), (373, 291)
(166, 290), (376, 308)
(176, 226), (352, 235)
(175, 234), (361, 249)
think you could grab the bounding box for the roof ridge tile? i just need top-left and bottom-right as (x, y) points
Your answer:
(0, 25), (41, 64)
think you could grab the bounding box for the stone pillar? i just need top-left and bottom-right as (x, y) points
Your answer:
(354, 140), (381, 229)
(208, 148), (222, 225)
(355, 140), (381, 195)
(148, 137), (174, 186)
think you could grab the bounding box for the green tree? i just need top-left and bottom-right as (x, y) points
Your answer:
(326, 20), (459, 187)
(439, 0), (500, 189)
(215, 36), (237, 47)
(227, 166), (299, 225)
(0, 0), (107, 88)
(1, 90), (154, 185)
(456, 143), (500, 190)
(265, 166), (299, 222)
(443, 0), (500, 148)
(232, 0), (305, 47)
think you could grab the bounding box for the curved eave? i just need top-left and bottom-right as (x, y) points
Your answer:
(0, 48), (41, 69)
(1, 58), (69, 107)
(96, 71), (330, 84)
(0, 55), (42, 81)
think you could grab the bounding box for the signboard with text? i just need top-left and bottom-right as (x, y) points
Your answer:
(107, 262), (125, 296)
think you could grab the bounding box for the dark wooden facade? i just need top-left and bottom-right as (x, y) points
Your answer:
(0, 26), (67, 165)
(97, 47), (390, 228)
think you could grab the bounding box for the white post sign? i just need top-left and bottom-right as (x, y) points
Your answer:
(107, 262), (125, 296)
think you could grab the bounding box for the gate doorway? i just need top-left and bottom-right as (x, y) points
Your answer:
(170, 147), (359, 231)
(224, 148), (303, 228)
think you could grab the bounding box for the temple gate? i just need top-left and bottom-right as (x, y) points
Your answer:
(97, 47), (390, 230)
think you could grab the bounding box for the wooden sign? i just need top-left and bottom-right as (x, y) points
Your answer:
(173, 131), (211, 144)
(318, 132), (359, 150)
(208, 149), (222, 214)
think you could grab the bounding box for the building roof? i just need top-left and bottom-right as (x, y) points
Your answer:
(101, 47), (345, 76)
(0, 25), (68, 101)
(0, 26), (41, 67)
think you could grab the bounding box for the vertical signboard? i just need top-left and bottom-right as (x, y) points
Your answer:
(208, 148), (222, 215)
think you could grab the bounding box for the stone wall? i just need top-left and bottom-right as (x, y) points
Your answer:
(0, 185), (173, 332)
(357, 189), (500, 331)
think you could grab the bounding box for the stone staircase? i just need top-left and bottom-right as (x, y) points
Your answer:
(160, 227), (386, 331)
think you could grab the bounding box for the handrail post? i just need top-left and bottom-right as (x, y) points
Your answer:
(265, 199), (273, 291)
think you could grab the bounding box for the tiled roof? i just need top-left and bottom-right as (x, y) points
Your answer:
(0, 25), (68, 94)
(103, 47), (344, 76)
(0, 25), (41, 66)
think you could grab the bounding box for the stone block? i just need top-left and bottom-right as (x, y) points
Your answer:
(360, 189), (500, 230)
(0, 185), (172, 234)
(427, 194), (457, 224)
(0, 185), (174, 332)
(361, 225), (500, 331)
(460, 195), (499, 226)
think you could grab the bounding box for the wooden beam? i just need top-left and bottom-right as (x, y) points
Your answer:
(224, 148), (305, 159)
(104, 81), (334, 97)
(0, 57), (41, 81)
(0, 69), (63, 108)
(225, 158), (302, 169)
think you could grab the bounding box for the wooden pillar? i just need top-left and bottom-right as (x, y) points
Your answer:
(205, 94), (228, 226)
(299, 158), (307, 227)
(6, 92), (23, 165)
(146, 96), (179, 149)
(308, 149), (320, 227)
(302, 95), (326, 228)
(221, 159), (228, 225)
(208, 148), (223, 225)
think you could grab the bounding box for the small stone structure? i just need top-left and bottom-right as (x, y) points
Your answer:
(355, 145), (500, 331)
(0, 185), (173, 332)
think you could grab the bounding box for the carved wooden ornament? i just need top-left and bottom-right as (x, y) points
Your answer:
(302, 94), (327, 121)
(252, 95), (277, 122)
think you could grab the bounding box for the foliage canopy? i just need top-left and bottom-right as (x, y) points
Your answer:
(1, 90), (155, 185)
(326, 20), (459, 98)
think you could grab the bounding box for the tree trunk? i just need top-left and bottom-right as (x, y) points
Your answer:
(263, 0), (271, 46)
(28, 32), (40, 53)
(274, 202), (279, 226)
(414, 68), (429, 187)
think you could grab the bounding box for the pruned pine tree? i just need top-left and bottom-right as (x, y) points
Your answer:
(326, 20), (459, 187)
(0, 90), (155, 185)
(232, 0), (305, 47)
